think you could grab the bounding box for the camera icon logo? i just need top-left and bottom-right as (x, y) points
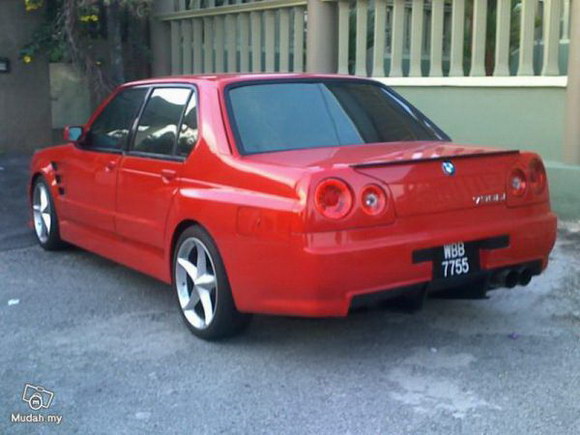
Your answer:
(22, 384), (55, 411)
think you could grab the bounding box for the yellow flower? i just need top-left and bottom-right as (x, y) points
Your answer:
(80, 14), (99, 23)
(23, 55), (32, 64)
(25, 0), (43, 11)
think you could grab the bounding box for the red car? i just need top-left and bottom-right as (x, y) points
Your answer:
(29, 74), (557, 340)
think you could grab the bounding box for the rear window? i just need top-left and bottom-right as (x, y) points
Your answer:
(226, 81), (447, 155)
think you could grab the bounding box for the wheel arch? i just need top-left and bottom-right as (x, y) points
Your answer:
(29, 171), (57, 211)
(29, 158), (58, 201)
(169, 219), (200, 275)
(168, 217), (247, 318)
(168, 218), (226, 283)
(29, 172), (43, 198)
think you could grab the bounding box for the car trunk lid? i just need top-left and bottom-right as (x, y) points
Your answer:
(353, 148), (519, 217)
(243, 141), (520, 217)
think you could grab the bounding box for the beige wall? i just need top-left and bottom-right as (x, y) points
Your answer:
(0, 0), (52, 153)
(390, 85), (566, 162)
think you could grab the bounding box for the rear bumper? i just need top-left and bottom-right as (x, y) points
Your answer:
(349, 259), (543, 309)
(230, 203), (557, 317)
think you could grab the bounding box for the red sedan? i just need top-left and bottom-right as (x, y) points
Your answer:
(29, 74), (557, 339)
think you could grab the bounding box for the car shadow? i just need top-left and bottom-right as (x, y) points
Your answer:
(212, 295), (512, 356)
(63, 243), (505, 354)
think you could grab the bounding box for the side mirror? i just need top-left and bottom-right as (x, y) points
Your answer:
(64, 126), (84, 143)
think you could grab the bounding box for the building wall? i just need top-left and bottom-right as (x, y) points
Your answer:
(388, 85), (566, 162)
(0, 0), (52, 153)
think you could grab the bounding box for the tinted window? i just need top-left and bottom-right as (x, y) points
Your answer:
(177, 92), (198, 157)
(227, 81), (447, 154)
(132, 88), (191, 156)
(87, 88), (147, 151)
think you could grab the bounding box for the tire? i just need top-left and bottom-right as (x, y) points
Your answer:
(31, 177), (67, 251)
(172, 225), (251, 340)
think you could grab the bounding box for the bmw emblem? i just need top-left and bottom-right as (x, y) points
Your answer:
(442, 160), (455, 176)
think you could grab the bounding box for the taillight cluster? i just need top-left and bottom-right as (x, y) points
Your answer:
(361, 184), (387, 216)
(508, 157), (547, 201)
(509, 168), (527, 197)
(314, 178), (353, 219)
(528, 158), (547, 194)
(314, 178), (388, 220)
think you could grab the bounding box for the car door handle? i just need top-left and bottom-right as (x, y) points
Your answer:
(161, 169), (177, 183)
(105, 160), (117, 172)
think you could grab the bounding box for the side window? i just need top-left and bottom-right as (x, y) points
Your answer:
(132, 88), (191, 156)
(177, 91), (198, 157)
(87, 88), (147, 151)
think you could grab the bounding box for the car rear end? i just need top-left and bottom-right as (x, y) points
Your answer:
(287, 148), (556, 316)
(221, 75), (557, 317)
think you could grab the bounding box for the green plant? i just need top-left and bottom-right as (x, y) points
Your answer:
(21, 0), (152, 99)
(25, 0), (44, 11)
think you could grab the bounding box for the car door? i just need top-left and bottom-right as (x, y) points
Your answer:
(59, 87), (148, 233)
(115, 86), (199, 250)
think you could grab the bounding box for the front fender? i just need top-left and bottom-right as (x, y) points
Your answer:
(29, 153), (60, 210)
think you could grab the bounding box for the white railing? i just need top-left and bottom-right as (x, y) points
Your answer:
(159, 0), (307, 74)
(338, 0), (571, 77)
(157, 0), (571, 78)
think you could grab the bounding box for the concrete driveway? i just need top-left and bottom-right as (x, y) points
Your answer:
(1, 153), (580, 434)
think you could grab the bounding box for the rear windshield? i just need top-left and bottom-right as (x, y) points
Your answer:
(226, 80), (448, 155)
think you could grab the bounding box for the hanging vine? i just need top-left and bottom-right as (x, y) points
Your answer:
(20, 0), (152, 100)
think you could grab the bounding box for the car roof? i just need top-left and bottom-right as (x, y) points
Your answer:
(122, 73), (364, 88)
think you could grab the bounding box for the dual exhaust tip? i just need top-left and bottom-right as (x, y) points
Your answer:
(492, 267), (533, 289)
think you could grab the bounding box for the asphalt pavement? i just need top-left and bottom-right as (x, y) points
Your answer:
(0, 152), (36, 250)
(1, 152), (580, 434)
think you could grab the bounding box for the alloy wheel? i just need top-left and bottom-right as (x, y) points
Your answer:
(175, 237), (218, 330)
(32, 182), (51, 244)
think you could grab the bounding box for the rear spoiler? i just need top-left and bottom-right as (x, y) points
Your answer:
(351, 150), (520, 169)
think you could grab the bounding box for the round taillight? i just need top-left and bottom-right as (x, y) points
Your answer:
(361, 184), (387, 216)
(314, 178), (353, 219)
(510, 168), (527, 197)
(529, 159), (547, 194)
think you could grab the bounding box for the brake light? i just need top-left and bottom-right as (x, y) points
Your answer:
(529, 158), (547, 194)
(509, 168), (527, 197)
(314, 178), (353, 219)
(361, 184), (387, 216)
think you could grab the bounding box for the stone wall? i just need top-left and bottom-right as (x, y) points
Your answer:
(0, 0), (52, 153)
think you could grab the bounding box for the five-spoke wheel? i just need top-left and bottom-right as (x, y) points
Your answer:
(32, 181), (52, 243)
(175, 237), (218, 330)
(173, 225), (251, 339)
(31, 177), (65, 250)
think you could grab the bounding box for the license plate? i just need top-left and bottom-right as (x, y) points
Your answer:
(434, 242), (479, 279)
